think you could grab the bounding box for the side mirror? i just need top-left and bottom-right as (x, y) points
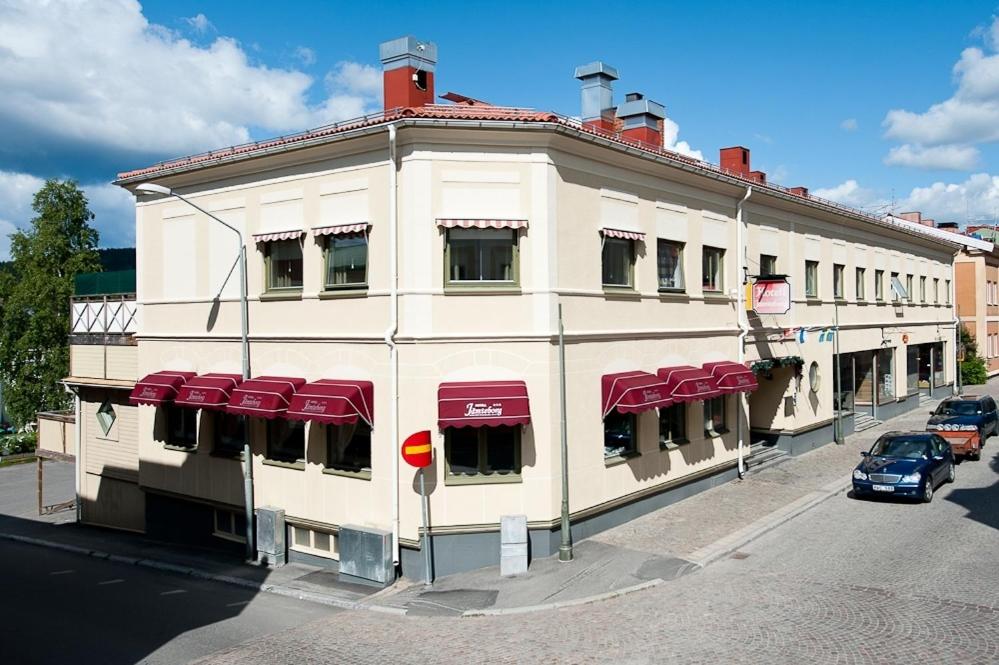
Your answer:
(928, 411), (936, 415)
(860, 451), (870, 457)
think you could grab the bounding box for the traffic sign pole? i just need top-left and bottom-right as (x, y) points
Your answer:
(419, 467), (432, 586)
(401, 430), (434, 585)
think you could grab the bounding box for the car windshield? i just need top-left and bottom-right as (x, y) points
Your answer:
(870, 436), (930, 459)
(935, 401), (981, 416)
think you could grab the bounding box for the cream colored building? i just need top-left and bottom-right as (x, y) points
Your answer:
(953, 238), (999, 376)
(73, 37), (960, 578)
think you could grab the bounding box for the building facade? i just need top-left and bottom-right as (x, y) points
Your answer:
(74, 36), (959, 579)
(954, 239), (999, 376)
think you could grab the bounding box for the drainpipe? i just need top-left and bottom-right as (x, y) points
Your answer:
(736, 186), (752, 478)
(952, 257), (961, 396)
(384, 124), (401, 566)
(70, 386), (82, 523)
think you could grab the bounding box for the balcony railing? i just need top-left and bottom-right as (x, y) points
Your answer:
(70, 294), (137, 345)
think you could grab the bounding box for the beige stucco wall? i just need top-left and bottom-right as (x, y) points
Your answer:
(70, 344), (137, 381)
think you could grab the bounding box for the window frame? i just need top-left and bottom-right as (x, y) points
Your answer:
(805, 260), (819, 299)
(602, 236), (636, 289)
(759, 254), (778, 277)
(95, 400), (116, 438)
(604, 411), (638, 460)
(890, 272), (901, 301)
(212, 411), (245, 458)
(265, 418), (306, 467)
(833, 263), (845, 300)
(702, 246), (725, 293)
(659, 403), (688, 448)
(444, 227), (520, 289)
(264, 238), (304, 294)
(856, 267), (866, 300)
(324, 421), (372, 479)
(945, 279), (951, 305)
(933, 278), (939, 304)
(443, 426), (522, 485)
(657, 238), (685, 292)
(165, 406), (198, 450)
(875, 269), (885, 301)
(906, 274), (914, 302)
(704, 396), (729, 436)
(323, 232), (368, 291)
(213, 509), (247, 544)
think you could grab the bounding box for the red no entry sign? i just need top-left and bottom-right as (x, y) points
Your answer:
(401, 430), (432, 468)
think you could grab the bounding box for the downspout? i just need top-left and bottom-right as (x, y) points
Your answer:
(952, 253), (961, 396)
(385, 124), (400, 566)
(736, 186), (753, 478)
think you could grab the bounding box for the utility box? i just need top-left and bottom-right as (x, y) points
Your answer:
(256, 506), (286, 567)
(500, 514), (529, 576)
(338, 524), (394, 587)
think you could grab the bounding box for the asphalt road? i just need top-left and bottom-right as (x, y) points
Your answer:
(0, 540), (334, 665)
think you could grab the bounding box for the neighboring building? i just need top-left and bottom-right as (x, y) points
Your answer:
(89, 36), (960, 579)
(949, 230), (999, 376)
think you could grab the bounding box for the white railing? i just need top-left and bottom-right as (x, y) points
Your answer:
(71, 296), (137, 335)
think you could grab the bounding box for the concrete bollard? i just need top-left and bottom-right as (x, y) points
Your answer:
(500, 514), (529, 576)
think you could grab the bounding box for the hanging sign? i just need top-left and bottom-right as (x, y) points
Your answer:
(752, 278), (791, 315)
(401, 430), (433, 468)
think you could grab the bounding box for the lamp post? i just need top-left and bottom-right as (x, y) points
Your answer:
(135, 182), (255, 563)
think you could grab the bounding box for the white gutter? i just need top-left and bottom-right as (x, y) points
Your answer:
(736, 186), (753, 478)
(385, 124), (401, 566)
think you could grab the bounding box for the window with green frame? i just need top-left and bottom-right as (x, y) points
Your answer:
(166, 406), (197, 449)
(266, 419), (305, 464)
(265, 239), (303, 292)
(604, 411), (637, 458)
(444, 426), (521, 482)
(445, 227), (518, 286)
(659, 403), (688, 446)
(704, 396), (728, 436)
(324, 232), (368, 289)
(213, 412), (245, 457)
(326, 421), (372, 475)
(602, 237), (635, 287)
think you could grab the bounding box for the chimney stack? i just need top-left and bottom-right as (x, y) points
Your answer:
(720, 146), (750, 176)
(789, 186), (809, 197)
(379, 36), (437, 110)
(616, 92), (666, 147)
(574, 62), (619, 131)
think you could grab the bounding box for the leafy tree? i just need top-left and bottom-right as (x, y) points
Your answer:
(959, 324), (987, 386)
(0, 180), (101, 427)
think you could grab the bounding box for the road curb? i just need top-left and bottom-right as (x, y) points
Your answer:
(462, 578), (665, 617)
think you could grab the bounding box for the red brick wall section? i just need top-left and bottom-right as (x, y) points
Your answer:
(384, 67), (434, 110)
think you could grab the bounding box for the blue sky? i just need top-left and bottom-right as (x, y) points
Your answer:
(2, 0), (999, 258)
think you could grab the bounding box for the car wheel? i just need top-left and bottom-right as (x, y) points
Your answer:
(947, 462), (956, 483)
(922, 478), (934, 503)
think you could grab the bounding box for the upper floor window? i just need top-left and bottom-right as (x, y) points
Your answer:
(875, 270), (885, 300)
(856, 267), (866, 300)
(833, 264), (845, 299)
(265, 239), (303, 292)
(702, 246), (724, 292)
(805, 260), (819, 298)
(906, 274), (914, 302)
(446, 228), (517, 286)
(933, 278), (939, 304)
(919, 276), (927, 303)
(324, 233), (368, 289)
(890, 272), (901, 301)
(657, 239), (684, 291)
(602, 237), (635, 288)
(760, 254), (777, 277)
(945, 279), (951, 305)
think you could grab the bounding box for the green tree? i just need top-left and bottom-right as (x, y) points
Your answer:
(959, 324), (987, 386)
(0, 180), (101, 427)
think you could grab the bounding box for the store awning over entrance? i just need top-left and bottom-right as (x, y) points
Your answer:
(226, 376), (306, 419)
(702, 361), (758, 393)
(286, 379), (374, 427)
(174, 374), (244, 411)
(657, 366), (723, 402)
(601, 371), (673, 417)
(129, 370), (196, 406)
(437, 380), (531, 429)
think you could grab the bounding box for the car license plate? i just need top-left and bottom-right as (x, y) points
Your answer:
(872, 484), (894, 493)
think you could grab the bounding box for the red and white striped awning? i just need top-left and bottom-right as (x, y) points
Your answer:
(657, 366), (723, 403)
(174, 373), (244, 411)
(252, 229), (304, 243)
(436, 219), (529, 230)
(600, 227), (645, 241)
(286, 379), (374, 427)
(311, 223), (369, 237)
(601, 371), (672, 417)
(227, 376), (306, 419)
(438, 380), (531, 428)
(702, 361), (758, 394)
(129, 370), (197, 406)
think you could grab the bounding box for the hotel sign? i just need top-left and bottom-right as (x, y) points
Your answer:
(751, 278), (791, 315)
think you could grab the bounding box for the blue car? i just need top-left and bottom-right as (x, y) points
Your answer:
(852, 431), (955, 503)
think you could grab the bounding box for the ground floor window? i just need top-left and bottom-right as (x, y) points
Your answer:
(213, 509), (247, 543)
(876, 347), (895, 404)
(214, 412), (245, 457)
(445, 426), (521, 480)
(604, 411), (636, 458)
(266, 419), (305, 464)
(659, 403), (688, 447)
(166, 406), (197, 449)
(704, 396), (728, 436)
(326, 421), (371, 475)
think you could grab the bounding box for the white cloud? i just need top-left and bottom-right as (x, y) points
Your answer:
(325, 61), (382, 98)
(294, 46), (317, 66)
(840, 118), (858, 132)
(0, 0), (382, 165)
(812, 179), (886, 210)
(183, 13), (214, 34)
(661, 116), (703, 161)
(883, 143), (980, 170)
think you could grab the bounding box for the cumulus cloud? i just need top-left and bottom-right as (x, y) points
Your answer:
(661, 116), (703, 161)
(883, 143), (980, 170)
(812, 179), (887, 210)
(183, 13), (213, 34)
(840, 118), (858, 131)
(0, 0), (382, 177)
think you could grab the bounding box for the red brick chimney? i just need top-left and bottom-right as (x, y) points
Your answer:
(379, 36), (437, 110)
(789, 186), (809, 197)
(720, 147), (750, 176)
(617, 92), (665, 147)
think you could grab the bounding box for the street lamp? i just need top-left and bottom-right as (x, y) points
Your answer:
(136, 182), (255, 562)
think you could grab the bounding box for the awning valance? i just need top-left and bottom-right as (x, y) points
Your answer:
(286, 379), (374, 427)
(438, 380), (531, 429)
(311, 223), (369, 237)
(129, 370), (196, 406)
(600, 227), (645, 242)
(601, 371), (672, 417)
(436, 219), (529, 230)
(227, 376), (306, 419)
(657, 366), (723, 403)
(174, 374), (244, 411)
(252, 229), (304, 243)
(703, 361), (758, 394)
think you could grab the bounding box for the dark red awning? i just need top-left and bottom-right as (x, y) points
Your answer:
(703, 361), (758, 393)
(601, 371), (673, 417)
(438, 380), (531, 429)
(129, 370), (196, 406)
(175, 374), (244, 411)
(286, 380), (374, 427)
(657, 366), (723, 402)
(226, 376), (306, 419)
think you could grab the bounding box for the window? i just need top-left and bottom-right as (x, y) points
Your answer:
(760, 254), (777, 277)
(604, 411), (637, 458)
(324, 233), (367, 289)
(166, 407), (197, 449)
(214, 509), (247, 543)
(906, 274), (914, 302)
(702, 246), (724, 292)
(602, 237), (634, 287)
(446, 228), (517, 286)
(891, 272), (901, 301)
(805, 260), (819, 298)
(833, 264), (845, 299)
(326, 421), (371, 475)
(659, 403), (688, 447)
(875, 270), (885, 300)
(945, 279), (951, 304)
(266, 419), (305, 464)
(856, 267), (866, 300)
(933, 278), (939, 304)
(213, 412), (245, 457)
(918, 276), (926, 302)
(704, 396), (728, 436)
(445, 426), (521, 480)
(96, 400), (116, 437)
(265, 239), (303, 291)
(657, 239), (684, 291)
